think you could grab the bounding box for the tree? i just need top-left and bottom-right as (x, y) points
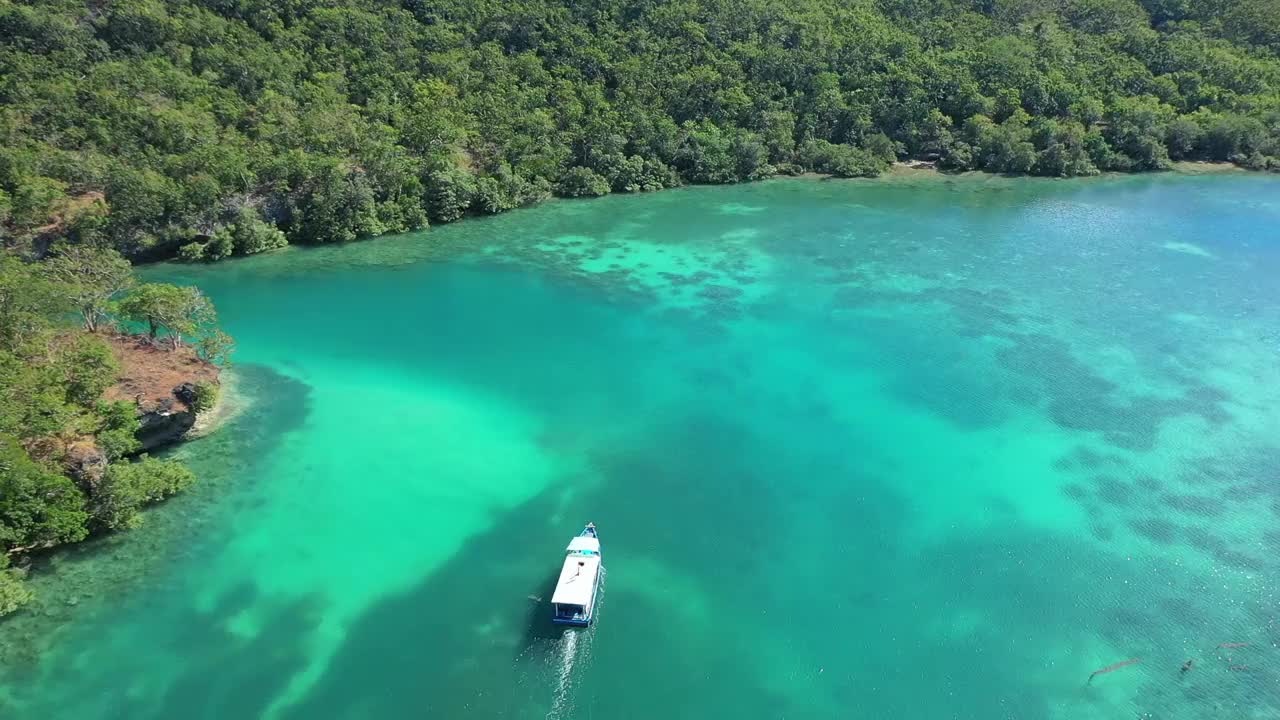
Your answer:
(673, 122), (739, 184)
(613, 156), (676, 193)
(424, 166), (476, 223)
(1032, 119), (1098, 176)
(204, 230), (234, 261)
(1165, 117), (1203, 160)
(196, 330), (235, 365)
(557, 167), (611, 197)
(0, 349), (74, 440)
(0, 254), (66, 352)
(59, 334), (120, 408)
(863, 133), (900, 164)
(290, 164), (384, 244)
(101, 167), (182, 253)
(467, 177), (509, 214)
(1104, 96), (1176, 170)
(0, 434), (89, 552)
(400, 80), (466, 157)
(225, 207), (288, 256)
(965, 114), (1037, 173)
(732, 132), (774, 181)
(117, 283), (216, 350)
(43, 246), (134, 333)
(177, 241), (208, 262)
(1222, 0), (1280, 52)
(1199, 113), (1269, 161)
(830, 149), (885, 178)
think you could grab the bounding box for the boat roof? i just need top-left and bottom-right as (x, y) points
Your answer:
(550, 554), (601, 606)
(567, 536), (600, 553)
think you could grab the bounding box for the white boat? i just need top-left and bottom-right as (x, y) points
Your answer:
(551, 522), (602, 626)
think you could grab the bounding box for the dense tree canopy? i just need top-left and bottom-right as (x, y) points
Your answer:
(0, 0), (1278, 261)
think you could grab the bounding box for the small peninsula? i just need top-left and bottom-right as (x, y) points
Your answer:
(0, 249), (231, 616)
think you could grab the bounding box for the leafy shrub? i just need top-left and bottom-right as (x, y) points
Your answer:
(177, 241), (207, 262)
(557, 167), (611, 197)
(941, 142), (976, 170)
(965, 114), (1037, 173)
(829, 147), (888, 178)
(204, 230), (234, 261)
(731, 132), (773, 180)
(470, 177), (511, 214)
(190, 381), (220, 414)
(226, 207), (287, 255)
(799, 140), (891, 178)
(505, 173), (552, 207)
(96, 400), (141, 461)
(1031, 119), (1098, 177)
(863, 133), (900, 164)
(614, 156), (678, 191)
(90, 456), (195, 531)
(1237, 151), (1272, 170)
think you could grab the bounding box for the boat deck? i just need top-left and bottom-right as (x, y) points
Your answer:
(551, 527), (601, 625)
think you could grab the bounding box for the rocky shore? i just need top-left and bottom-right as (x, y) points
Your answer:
(63, 335), (223, 487)
(104, 334), (221, 450)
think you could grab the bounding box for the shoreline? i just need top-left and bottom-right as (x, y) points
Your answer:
(885, 159), (1249, 180)
(187, 367), (244, 441)
(141, 160), (1271, 271)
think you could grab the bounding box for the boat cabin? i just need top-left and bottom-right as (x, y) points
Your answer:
(551, 529), (601, 626)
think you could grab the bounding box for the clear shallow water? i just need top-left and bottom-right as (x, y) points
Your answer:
(3, 174), (1280, 718)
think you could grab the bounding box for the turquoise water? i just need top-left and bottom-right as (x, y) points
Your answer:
(3, 174), (1280, 718)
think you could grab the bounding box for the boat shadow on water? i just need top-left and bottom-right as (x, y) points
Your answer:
(514, 569), (571, 660)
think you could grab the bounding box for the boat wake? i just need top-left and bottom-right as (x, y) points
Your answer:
(546, 629), (579, 719)
(546, 567), (605, 720)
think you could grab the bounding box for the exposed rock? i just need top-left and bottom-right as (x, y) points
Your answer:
(135, 397), (198, 452)
(173, 382), (198, 406)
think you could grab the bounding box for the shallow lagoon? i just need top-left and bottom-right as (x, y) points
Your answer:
(2, 174), (1280, 719)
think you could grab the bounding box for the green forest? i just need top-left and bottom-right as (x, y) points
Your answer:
(1, 0), (1278, 262)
